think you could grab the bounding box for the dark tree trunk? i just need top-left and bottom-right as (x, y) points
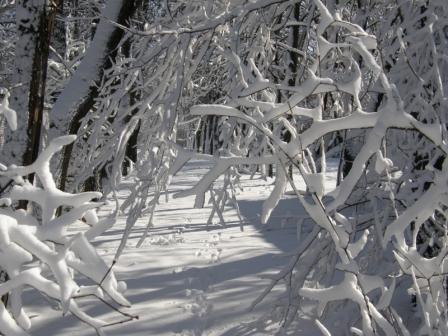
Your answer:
(122, 37), (141, 177)
(282, 3), (306, 177)
(23, 0), (62, 176)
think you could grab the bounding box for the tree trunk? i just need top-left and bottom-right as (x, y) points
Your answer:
(54, 0), (139, 191)
(3, 0), (61, 171)
(24, 0), (62, 177)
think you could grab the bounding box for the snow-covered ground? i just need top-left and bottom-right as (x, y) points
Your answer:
(25, 160), (338, 335)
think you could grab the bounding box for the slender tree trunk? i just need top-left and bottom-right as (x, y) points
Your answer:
(122, 36), (141, 176)
(24, 0), (62, 176)
(283, 3), (305, 177)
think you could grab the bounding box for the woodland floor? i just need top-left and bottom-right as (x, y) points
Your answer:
(25, 159), (340, 336)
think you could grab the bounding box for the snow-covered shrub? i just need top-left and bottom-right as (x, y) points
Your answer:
(0, 92), (131, 336)
(166, 0), (448, 334)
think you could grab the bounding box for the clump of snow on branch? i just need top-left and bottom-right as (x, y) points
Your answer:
(0, 88), (17, 131)
(0, 99), (131, 335)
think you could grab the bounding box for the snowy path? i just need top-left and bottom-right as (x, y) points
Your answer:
(27, 161), (337, 336)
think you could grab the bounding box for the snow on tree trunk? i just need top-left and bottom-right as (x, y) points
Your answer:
(49, 0), (138, 191)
